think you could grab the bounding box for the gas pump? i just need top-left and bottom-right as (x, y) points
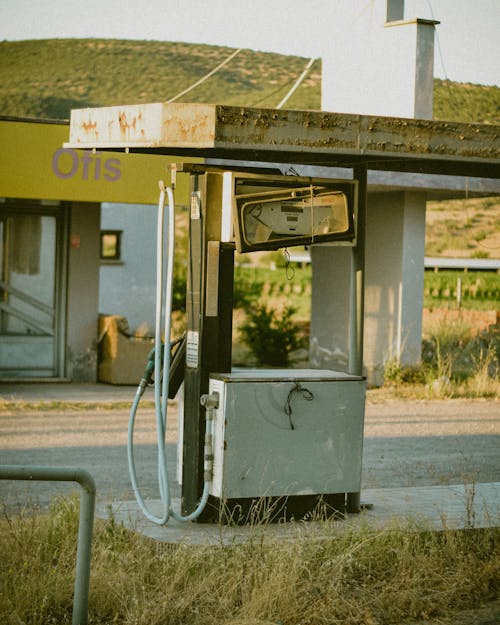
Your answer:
(128, 164), (366, 525)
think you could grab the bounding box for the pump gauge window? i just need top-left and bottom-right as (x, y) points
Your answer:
(233, 180), (357, 253)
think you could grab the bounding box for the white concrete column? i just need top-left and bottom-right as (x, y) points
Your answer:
(363, 192), (426, 384)
(311, 191), (426, 385)
(321, 2), (438, 119)
(310, 246), (351, 371)
(310, 1), (436, 384)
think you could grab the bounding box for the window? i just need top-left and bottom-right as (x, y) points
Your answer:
(100, 230), (122, 261)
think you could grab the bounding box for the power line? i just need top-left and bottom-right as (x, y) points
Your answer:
(251, 76), (299, 107)
(426, 0), (449, 80)
(167, 47), (242, 103)
(276, 57), (317, 109)
(426, 0), (459, 111)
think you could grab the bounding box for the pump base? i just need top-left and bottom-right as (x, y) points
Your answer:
(192, 493), (346, 525)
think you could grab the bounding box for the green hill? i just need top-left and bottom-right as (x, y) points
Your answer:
(0, 39), (321, 119)
(0, 39), (499, 123)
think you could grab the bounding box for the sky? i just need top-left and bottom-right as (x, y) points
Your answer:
(0, 0), (499, 86)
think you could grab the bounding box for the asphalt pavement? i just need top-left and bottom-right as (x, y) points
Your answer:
(1, 382), (499, 543)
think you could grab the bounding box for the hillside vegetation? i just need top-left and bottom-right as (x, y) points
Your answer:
(0, 39), (321, 118)
(1, 39), (499, 263)
(0, 39), (499, 123)
(426, 196), (500, 259)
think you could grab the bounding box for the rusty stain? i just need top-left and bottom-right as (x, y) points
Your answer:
(118, 113), (138, 133)
(118, 113), (127, 131)
(66, 103), (499, 171)
(81, 120), (97, 133)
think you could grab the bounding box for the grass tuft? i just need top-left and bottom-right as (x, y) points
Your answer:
(383, 319), (500, 399)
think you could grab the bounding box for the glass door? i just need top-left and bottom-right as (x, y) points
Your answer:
(0, 205), (65, 378)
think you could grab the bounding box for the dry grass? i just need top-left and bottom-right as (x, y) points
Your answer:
(382, 317), (499, 399)
(1, 497), (499, 625)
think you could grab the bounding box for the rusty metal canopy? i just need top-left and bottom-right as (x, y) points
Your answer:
(65, 103), (500, 178)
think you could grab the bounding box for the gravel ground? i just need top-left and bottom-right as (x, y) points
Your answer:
(1, 397), (498, 509)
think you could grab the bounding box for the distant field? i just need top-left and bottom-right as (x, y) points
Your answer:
(426, 196), (500, 260)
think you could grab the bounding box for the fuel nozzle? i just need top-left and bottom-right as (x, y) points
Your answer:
(142, 344), (164, 386)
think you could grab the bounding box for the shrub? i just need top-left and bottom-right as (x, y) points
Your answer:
(233, 273), (264, 309)
(172, 264), (187, 311)
(239, 304), (306, 367)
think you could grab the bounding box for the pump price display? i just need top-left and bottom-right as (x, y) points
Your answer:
(232, 177), (357, 253)
(242, 190), (349, 244)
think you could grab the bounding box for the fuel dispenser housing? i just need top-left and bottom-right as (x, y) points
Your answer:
(209, 370), (365, 502)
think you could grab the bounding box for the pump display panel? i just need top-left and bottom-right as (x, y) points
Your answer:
(232, 174), (357, 253)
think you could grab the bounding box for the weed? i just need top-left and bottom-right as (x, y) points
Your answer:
(384, 320), (500, 398)
(383, 359), (427, 386)
(471, 249), (491, 258)
(0, 399), (155, 412)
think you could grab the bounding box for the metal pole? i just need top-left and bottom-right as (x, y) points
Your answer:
(347, 165), (367, 513)
(349, 165), (367, 376)
(182, 172), (234, 520)
(0, 465), (96, 625)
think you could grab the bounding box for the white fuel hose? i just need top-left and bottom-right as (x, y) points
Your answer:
(127, 182), (213, 525)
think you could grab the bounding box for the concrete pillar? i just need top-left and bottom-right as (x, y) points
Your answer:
(311, 191), (426, 385)
(311, 1), (436, 384)
(363, 192), (426, 384)
(321, 2), (438, 119)
(66, 202), (101, 382)
(310, 246), (351, 371)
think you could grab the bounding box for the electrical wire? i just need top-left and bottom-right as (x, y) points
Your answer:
(276, 57), (317, 109)
(284, 382), (314, 430)
(426, 0), (459, 112)
(251, 75), (300, 107)
(167, 48), (242, 103)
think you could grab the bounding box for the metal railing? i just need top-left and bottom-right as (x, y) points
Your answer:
(0, 465), (96, 625)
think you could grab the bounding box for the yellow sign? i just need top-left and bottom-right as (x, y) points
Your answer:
(0, 119), (196, 204)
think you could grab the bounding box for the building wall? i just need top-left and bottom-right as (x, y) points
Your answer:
(0, 118), (193, 380)
(99, 203), (157, 332)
